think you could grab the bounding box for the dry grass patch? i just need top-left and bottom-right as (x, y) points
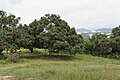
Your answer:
(0, 76), (14, 80)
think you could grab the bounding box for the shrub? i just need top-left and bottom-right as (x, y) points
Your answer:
(49, 41), (71, 54)
(84, 33), (112, 56)
(110, 37), (120, 53)
(71, 44), (85, 55)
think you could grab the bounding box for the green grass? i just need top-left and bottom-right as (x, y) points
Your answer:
(0, 49), (120, 80)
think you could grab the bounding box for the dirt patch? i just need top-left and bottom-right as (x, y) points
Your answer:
(0, 76), (14, 80)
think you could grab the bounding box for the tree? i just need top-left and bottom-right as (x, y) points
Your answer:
(0, 30), (6, 55)
(0, 10), (21, 53)
(0, 10), (20, 30)
(38, 14), (83, 54)
(15, 24), (34, 52)
(112, 25), (120, 37)
(25, 19), (45, 52)
(71, 44), (85, 55)
(85, 33), (112, 56)
(110, 37), (120, 53)
(27, 14), (83, 54)
(51, 41), (71, 53)
(110, 26), (120, 53)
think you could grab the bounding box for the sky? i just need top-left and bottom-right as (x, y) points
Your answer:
(0, 0), (120, 30)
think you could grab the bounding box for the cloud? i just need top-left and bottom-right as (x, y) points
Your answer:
(0, 0), (120, 29)
(8, 0), (23, 4)
(0, 0), (9, 9)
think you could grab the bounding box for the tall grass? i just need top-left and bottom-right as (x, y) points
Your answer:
(0, 49), (120, 80)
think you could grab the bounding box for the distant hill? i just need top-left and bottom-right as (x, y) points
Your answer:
(76, 28), (112, 38)
(76, 28), (91, 34)
(95, 28), (112, 33)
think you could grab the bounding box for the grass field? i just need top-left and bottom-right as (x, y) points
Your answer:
(0, 49), (120, 80)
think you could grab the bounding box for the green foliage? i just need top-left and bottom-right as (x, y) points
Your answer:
(84, 40), (94, 54)
(27, 14), (83, 54)
(110, 26), (120, 53)
(71, 44), (85, 54)
(0, 11), (84, 56)
(51, 41), (71, 53)
(0, 10), (20, 29)
(0, 51), (120, 80)
(0, 30), (7, 56)
(110, 37), (120, 53)
(84, 33), (112, 56)
(0, 10), (120, 59)
(0, 10), (21, 56)
(112, 25), (120, 37)
(19, 29), (34, 52)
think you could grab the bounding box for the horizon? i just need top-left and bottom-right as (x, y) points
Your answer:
(76, 28), (112, 30)
(0, 0), (120, 29)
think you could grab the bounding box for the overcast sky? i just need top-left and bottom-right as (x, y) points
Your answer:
(0, 0), (120, 30)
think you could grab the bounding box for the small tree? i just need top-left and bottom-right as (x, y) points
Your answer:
(110, 26), (120, 53)
(0, 10), (21, 53)
(71, 44), (85, 55)
(85, 33), (112, 56)
(112, 25), (120, 37)
(110, 37), (120, 53)
(27, 14), (83, 54)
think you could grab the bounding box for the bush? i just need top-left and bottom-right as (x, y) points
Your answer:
(49, 41), (71, 53)
(107, 52), (120, 60)
(71, 44), (85, 55)
(110, 37), (120, 53)
(84, 41), (94, 54)
(84, 33), (112, 56)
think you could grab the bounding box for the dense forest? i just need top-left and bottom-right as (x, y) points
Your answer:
(0, 10), (120, 61)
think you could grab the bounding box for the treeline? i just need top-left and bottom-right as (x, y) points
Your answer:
(0, 10), (120, 59)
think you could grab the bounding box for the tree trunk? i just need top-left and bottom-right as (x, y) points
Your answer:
(29, 48), (33, 53)
(0, 49), (4, 57)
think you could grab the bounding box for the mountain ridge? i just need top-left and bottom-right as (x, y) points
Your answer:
(76, 28), (112, 38)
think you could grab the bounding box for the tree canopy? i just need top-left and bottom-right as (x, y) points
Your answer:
(0, 10), (120, 59)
